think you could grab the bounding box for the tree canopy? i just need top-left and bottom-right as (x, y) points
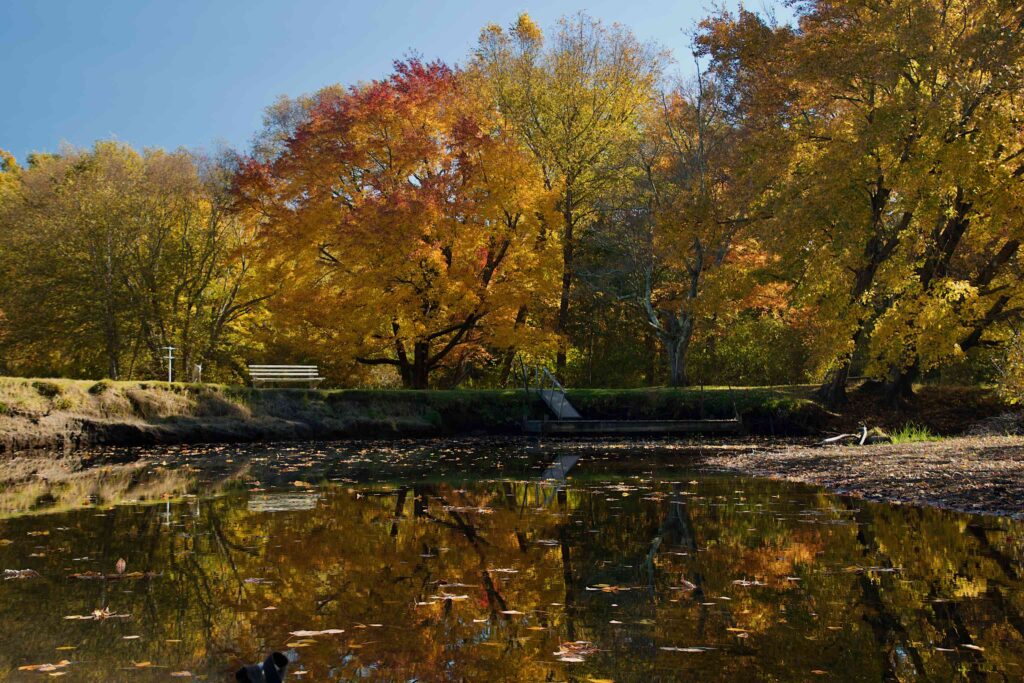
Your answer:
(2, 3), (1022, 397)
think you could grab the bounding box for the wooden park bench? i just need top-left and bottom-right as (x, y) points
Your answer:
(247, 364), (324, 388)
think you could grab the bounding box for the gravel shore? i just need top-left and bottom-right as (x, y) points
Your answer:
(699, 435), (1024, 519)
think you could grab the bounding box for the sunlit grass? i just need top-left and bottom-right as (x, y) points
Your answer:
(890, 423), (941, 444)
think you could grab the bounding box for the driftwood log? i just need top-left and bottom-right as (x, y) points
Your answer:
(820, 425), (892, 446)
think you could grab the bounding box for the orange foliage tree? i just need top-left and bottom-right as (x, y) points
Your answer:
(236, 61), (559, 388)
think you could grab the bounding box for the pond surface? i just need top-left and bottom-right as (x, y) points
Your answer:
(0, 439), (1022, 681)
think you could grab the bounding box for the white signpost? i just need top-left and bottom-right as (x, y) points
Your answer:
(163, 346), (175, 383)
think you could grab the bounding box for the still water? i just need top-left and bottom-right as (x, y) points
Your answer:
(0, 439), (1021, 681)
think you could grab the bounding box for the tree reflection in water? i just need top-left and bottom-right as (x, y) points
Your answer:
(0, 443), (1021, 681)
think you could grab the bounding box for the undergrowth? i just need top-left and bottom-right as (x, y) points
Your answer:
(890, 423), (941, 444)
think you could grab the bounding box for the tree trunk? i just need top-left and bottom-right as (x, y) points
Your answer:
(102, 304), (121, 380)
(885, 362), (917, 407)
(556, 192), (575, 376)
(665, 338), (687, 387)
(662, 315), (694, 388)
(819, 359), (852, 409)
(644, 332), (657, 387)
(409, 341), (430, 390)
(497, 306), (528, 386)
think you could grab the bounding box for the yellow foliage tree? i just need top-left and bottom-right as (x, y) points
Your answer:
(475, 13), (664, 373)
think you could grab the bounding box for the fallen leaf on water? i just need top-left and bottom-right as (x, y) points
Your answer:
(586, 584), (630, 593)
(64, 607), (130, 620)
(554, 641), (598, 662)
(3, 569), (40, 580)
(18, 660), (70, 672)
(675, 577), (697, 591)
(69, 571), (159, 581)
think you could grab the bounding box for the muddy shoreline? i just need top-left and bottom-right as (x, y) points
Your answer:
(698, 435), (1024, 519)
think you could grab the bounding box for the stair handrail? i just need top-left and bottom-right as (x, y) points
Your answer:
(516, 357), (573, 420)
(539, 366), (571, 419)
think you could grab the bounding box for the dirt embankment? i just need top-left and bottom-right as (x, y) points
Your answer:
(0, 378), (477, 453)
(700, 436), (1024, 518)
(0, 376), (1011, 455)
(0, 378), (832, 454)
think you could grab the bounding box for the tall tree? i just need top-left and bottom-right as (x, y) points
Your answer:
(0, 142), (261, 380)
(236, 61), (559, 389)
(475, 13), (664, 374)
(700, 1), (1024, 405)
(626, 72), (773, 386)
(0, 150), (20, 353)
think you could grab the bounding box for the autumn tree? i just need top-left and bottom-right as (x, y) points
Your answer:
(596, 69), (776, 386)
(236, 61), (559, 389)
(475, 13), (664, 374)
(0, 150), (19, 352)
(700, 1), (1024, 405)
(0, 142), (261, 380)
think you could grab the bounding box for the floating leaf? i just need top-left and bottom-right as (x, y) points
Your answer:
(18, 660), (70, 672)
(3, 569), (40, 580)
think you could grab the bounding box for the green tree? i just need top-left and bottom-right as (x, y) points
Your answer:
(0, 142), (261, 380)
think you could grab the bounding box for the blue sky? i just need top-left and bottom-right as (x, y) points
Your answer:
(1, 1), (786, 162)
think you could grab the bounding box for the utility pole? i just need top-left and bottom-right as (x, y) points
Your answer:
(163, 346), (175, 383)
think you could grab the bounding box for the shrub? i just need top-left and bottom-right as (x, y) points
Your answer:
(32, 380), (63, 398)
(89, 379), (114, 395)
(52, 396), (74, 411)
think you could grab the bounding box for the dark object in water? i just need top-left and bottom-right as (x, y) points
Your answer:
(235, 652), (289, 682)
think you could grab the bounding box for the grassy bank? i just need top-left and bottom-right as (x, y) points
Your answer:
(0, 377), (831, 453)
(0, 376), (1008, 453)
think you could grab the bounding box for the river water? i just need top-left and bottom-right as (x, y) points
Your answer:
(0, 439), (1021, 681)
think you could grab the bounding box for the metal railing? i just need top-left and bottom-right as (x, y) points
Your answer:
(518, 356), (575, 420)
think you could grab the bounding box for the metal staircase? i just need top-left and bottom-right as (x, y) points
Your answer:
(515, 355), (742, 436)
(520, 361), (581, 420)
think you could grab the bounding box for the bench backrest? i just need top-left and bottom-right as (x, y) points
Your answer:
(248, 364), (321, 379)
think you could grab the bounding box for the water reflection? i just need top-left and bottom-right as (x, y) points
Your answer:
(0, 443), (1021, 681)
